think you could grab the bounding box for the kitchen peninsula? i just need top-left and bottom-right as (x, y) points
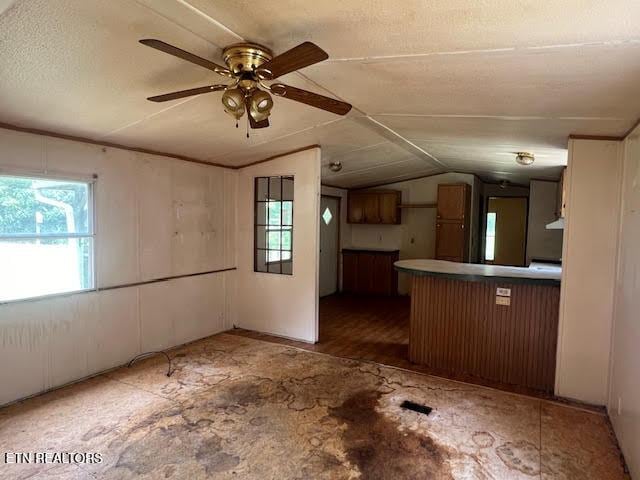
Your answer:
(395, 259), (562, 393)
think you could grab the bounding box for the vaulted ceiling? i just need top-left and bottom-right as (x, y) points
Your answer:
(1, 0), (639, 187)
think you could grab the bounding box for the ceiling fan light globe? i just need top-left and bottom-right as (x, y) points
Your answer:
(221, 88), (245, 113)
(250, 90), (273, 114)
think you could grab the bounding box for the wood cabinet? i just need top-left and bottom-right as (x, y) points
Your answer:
(556, 167), (567, 218)
(435, 183), (471, 263)
(342, 249), (399, 295)
(347, 190), (401, 224)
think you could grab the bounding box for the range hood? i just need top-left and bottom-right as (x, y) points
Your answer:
(546, 217), (565, 230)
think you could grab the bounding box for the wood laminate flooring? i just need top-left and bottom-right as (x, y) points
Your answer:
(230, 294), (599, 404)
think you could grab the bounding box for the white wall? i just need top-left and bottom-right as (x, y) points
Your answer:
(235, 148), (321, 343)
(526, 180), (563, 264)
(0, 127), (236, 406)
(555, 139), (622, 405)
(348, 173), (477, 294)
(608, 125), (640, 478)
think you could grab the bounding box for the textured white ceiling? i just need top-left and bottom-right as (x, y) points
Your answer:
(1, 0), (639, 187)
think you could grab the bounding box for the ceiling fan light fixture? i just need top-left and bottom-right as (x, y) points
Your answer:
(515, 152), (535, 166)
(248, 90), (273, 123)
(222, 88), (245, 114)
(250, 90), (273, 114)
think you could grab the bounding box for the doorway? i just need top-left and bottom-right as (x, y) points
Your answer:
(484, 196), (528, 266)
(319, 195), (340, 297)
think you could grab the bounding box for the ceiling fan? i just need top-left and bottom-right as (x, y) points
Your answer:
(139, 39), (352, 133)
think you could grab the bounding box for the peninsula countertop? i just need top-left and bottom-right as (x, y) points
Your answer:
(394, 259), (561, 285)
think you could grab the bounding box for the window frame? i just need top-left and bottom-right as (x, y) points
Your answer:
(0, 171), (97, 304)
(254, 176), (294, 275)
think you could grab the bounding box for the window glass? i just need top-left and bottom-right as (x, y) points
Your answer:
(485, 212), (496, 261)
(0, 175), (95, 302)
(254, 176), (293, 275)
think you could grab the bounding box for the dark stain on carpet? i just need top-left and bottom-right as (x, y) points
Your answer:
(330, 390), (453, 479)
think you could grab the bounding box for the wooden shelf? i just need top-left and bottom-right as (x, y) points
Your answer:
(398, 203), (437, 209)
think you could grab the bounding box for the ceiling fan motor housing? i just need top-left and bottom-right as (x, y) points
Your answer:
(222, 43), (273, 75)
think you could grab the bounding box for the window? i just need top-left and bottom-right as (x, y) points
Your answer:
(254, 176), (293, 275)
(485, 212), (496, 261)
(0, 175), (95, 302)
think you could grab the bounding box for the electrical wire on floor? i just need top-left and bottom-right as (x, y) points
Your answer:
(127, 351), (173, 377)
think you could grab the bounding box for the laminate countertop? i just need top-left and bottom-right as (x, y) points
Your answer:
(342, 247), (400, 254)
(394, 259), (561, 286)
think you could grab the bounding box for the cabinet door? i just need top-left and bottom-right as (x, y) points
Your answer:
(557, 167), (567, 218)
(362, 194), (380, 224)
(357, 253), (376, 293)
(378, 192), (400, 224)
(435, 222), (465, 261)
(342, 252), (358, 293)
(371, 254), (394, 295)
(348, 193), (366, 223)
(437, 184), (468, 221)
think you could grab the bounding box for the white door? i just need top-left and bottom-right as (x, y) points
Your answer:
(319, 195), (339, 297)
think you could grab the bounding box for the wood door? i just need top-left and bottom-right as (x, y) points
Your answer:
(347, 193), (366, 223)
(435, 222), (465, 261)
(486, 197), (528, 267)
(342, 252), (358, 293)
(437, 184), (469, 221)
(378, 192), (400, 224)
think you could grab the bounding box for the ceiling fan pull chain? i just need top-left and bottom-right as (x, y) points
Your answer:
(246, 114), (250, 139)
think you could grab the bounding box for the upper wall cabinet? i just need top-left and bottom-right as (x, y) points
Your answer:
(556, 167), (567, 219)
(436, 183), (470, 221)
(347, 190), (402, 224)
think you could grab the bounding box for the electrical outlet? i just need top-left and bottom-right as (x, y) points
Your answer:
(496, 296), (511, 306)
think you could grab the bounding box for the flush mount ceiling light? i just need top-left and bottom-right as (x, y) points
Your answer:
(515, 152), (535, 166)
(329, 161), (342, 172)
(139, 39), (352, 135)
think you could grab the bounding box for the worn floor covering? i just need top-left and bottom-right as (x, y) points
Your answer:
(0, 333), (628, 479)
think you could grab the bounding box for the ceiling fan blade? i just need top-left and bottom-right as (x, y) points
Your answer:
(271, 84), (352, 115)
(258, 42), (328, 79)
(140, 39), (231, 76)
(147, 85), (226, 102)
(244, 96), (270, 129)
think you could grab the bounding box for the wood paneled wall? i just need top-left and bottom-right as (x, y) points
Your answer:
(409, 276), (560, 393)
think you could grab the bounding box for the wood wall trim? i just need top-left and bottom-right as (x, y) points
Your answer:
(321, 182), (347, 190)
(622, 117), (640, 139)
(0, 122), (321, 171)
(0, 121), (233, 169)
(568, 134), (624, 141)
(236, 145), (321, 169)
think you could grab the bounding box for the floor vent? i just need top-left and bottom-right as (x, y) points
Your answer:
(400, 400), (432, 416)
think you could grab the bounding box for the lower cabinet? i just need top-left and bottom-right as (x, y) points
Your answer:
(342, 249), (399, 295)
